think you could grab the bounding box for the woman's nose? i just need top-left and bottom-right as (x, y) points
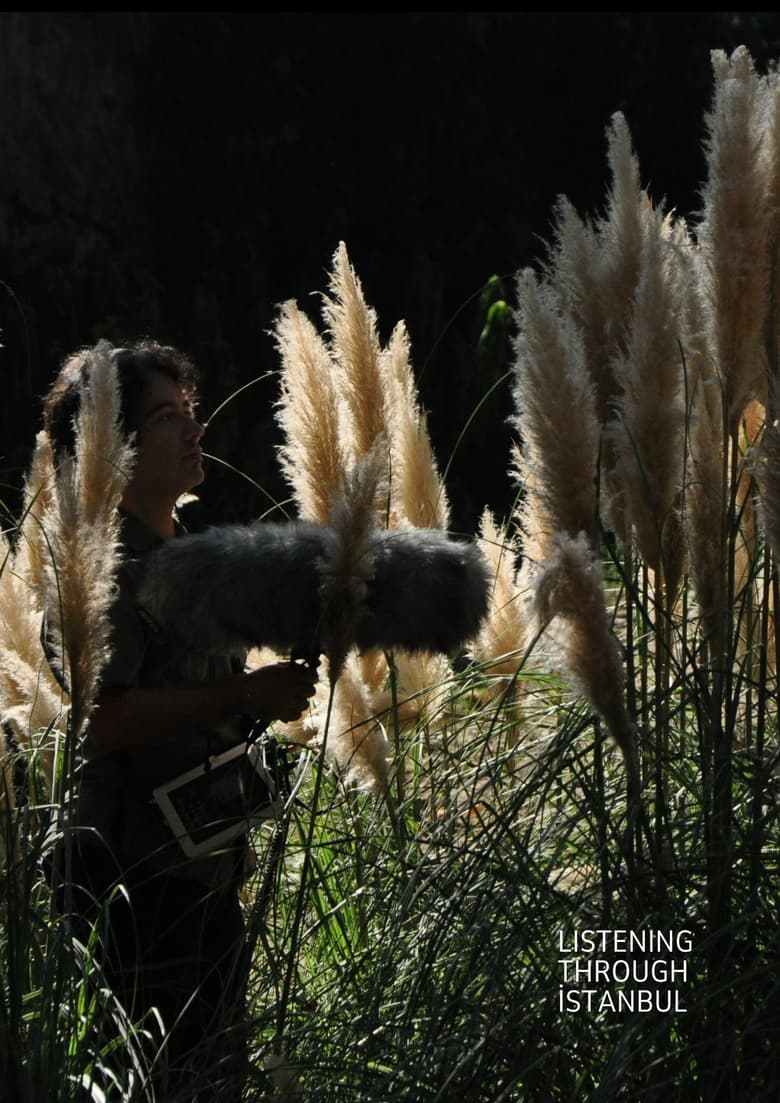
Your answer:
(185, 415), (205, 439)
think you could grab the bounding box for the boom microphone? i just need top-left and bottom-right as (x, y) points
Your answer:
(136, 520), (491, 661)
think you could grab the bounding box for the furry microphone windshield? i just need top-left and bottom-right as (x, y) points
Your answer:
(136, 521), (491, 662)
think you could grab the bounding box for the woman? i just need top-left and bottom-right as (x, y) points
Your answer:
(43, 339), (317, 1101)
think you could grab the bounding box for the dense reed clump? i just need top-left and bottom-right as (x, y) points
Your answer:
(0, 340), (141, 1101)
(0, 343), (133, 808)
(272, 242), (455, 795)
(476, 42), (780, 1099)
(511, 257), (638, 786)
(40, 343), (134, 748)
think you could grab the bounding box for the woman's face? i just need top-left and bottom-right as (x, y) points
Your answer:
(127, 369), (205, 505)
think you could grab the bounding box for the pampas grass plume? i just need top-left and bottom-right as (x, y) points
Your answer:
(472, 508), (525, 678)
(274, 300), (347, 523)
(382, 321), (449, 530)
(533, 531), (636, 772)
(43, 340), (133, 737)
(324, 242), (389, 465)
(328, 655), (392, 792)
(512, 269), (600, 561)
(608, 208), (688, 585)
(698, 45), (770, 430)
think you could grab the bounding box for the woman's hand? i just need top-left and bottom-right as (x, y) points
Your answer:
(239, 661), (318, 722)
(91, 659), (319, 752)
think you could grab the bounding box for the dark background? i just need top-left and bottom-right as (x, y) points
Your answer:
(2, 11), (780, 536)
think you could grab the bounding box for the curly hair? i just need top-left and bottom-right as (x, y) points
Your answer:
(42, 339), (199, 456)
